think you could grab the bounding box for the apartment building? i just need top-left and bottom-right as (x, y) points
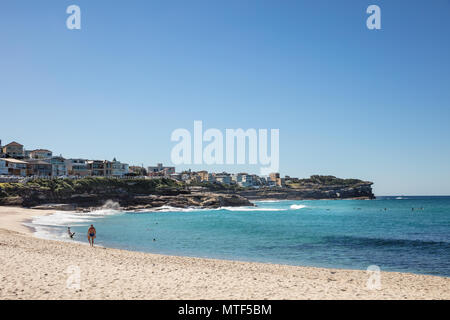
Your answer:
(50, 156), (68, 177)
(148, 163), (175, 176)
(86, 160), (111, 176)
(65, 159), (90, 177)
(1, 141), (24, 158)
(3, 158), (27, 176)
(111, 158), (129, 177)
(268, 172), (284, 187)
(129, 166), (147, 176)
(197, 171), (210, 182)
(0, 159), (8, 175)
(26, 160), (52, 177)
(28, 149), (53, 160)
(214, 173), (232, 185)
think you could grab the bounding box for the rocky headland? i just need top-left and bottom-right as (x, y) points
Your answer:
(0, 176), (374, 212)
(235, 183), (375, 201)
(0, 178), (253, 211)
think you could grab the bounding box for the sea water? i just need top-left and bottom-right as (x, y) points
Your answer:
(30, 196), (450, 277)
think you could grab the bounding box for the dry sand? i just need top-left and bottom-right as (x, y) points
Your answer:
(0, 206), (52, 234)
(0, 206), (449, 300)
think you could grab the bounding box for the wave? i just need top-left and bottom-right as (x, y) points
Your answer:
(143, 206), (212, 213)
(30, 207), (124, 236)
(290, 204), (307, 210)
(30, 206), (125, 242)
(32, 212), (95, 227)
(84, 208), (121, 216)
(137, 205), (288, 213)
(220, 206), (287, 212)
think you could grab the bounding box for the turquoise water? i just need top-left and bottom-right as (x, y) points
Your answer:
(32, 197), (450, 277)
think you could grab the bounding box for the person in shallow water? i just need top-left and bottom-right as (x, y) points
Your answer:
(87, 225), (96, 247)
(67, 227), (75, 239)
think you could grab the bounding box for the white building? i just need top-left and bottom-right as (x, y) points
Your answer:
(214, 173), (232, 185)
(231, 173), (255, 187)
(50, 156), (68, 177)
(0, 159), (8, 175)
(28, 149), (53, 160)
(111, 158), (129, 177)
(2, 158), (27, 176)
(148, 163), (175, 176)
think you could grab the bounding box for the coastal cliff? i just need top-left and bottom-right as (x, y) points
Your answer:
(0, 175), (375, 211)
(0, 178), (253, 210)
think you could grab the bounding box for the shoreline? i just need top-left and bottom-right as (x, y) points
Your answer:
(0, 206), (53, 235)
(0, 206), (449, 299)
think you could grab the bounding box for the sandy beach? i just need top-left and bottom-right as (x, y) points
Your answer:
(0, 206), (52, 234)
(0, 206), (449, 300)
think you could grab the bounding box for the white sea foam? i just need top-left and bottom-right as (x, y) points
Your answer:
(147, 206), (209, 213)
(85, 208), (121, 216)
(221, 206), (287, 212)
(32, 212), (94, 227)
(142, 206), (287, 213)
(30, 207), (124, 241)
(290, 204), (307, 210)
(102, 200), (121, 210)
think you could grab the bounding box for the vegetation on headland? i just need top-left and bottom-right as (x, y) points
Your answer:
(186, 180), (245, 192)
(0, 177), (182, 198)
(0, 175), (372, 198)
(0, 175), (375, 207)
(0, 177), (254, 209)
(285, 175), (369, 189)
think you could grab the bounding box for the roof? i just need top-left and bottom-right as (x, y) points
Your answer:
(25, 160), (51, 165)
(31, 149), (52, 153)
(3, 158), (28, 164)
(4, 141), (23, 147)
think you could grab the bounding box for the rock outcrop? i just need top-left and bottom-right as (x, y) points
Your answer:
(120, 193), (253, 211)
(0, 188), (253, 211)
(0, 176), (374, 212)
(234, 183), (375, 200)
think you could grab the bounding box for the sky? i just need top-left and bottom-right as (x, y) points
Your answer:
(0, 0), (449, 195)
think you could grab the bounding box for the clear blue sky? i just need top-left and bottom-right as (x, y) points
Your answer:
(1, 0), (450, 195)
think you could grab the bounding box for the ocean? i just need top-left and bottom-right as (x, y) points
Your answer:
(30, 196), (450, 277)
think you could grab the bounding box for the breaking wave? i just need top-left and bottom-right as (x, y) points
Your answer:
(221, 207), (287, 212)
(144, 206), (210, 213)
(142, 206), (288, 213)
(290, 204), (307, 210)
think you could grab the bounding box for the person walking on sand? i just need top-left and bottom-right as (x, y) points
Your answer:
(87, 225), (96, 247)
